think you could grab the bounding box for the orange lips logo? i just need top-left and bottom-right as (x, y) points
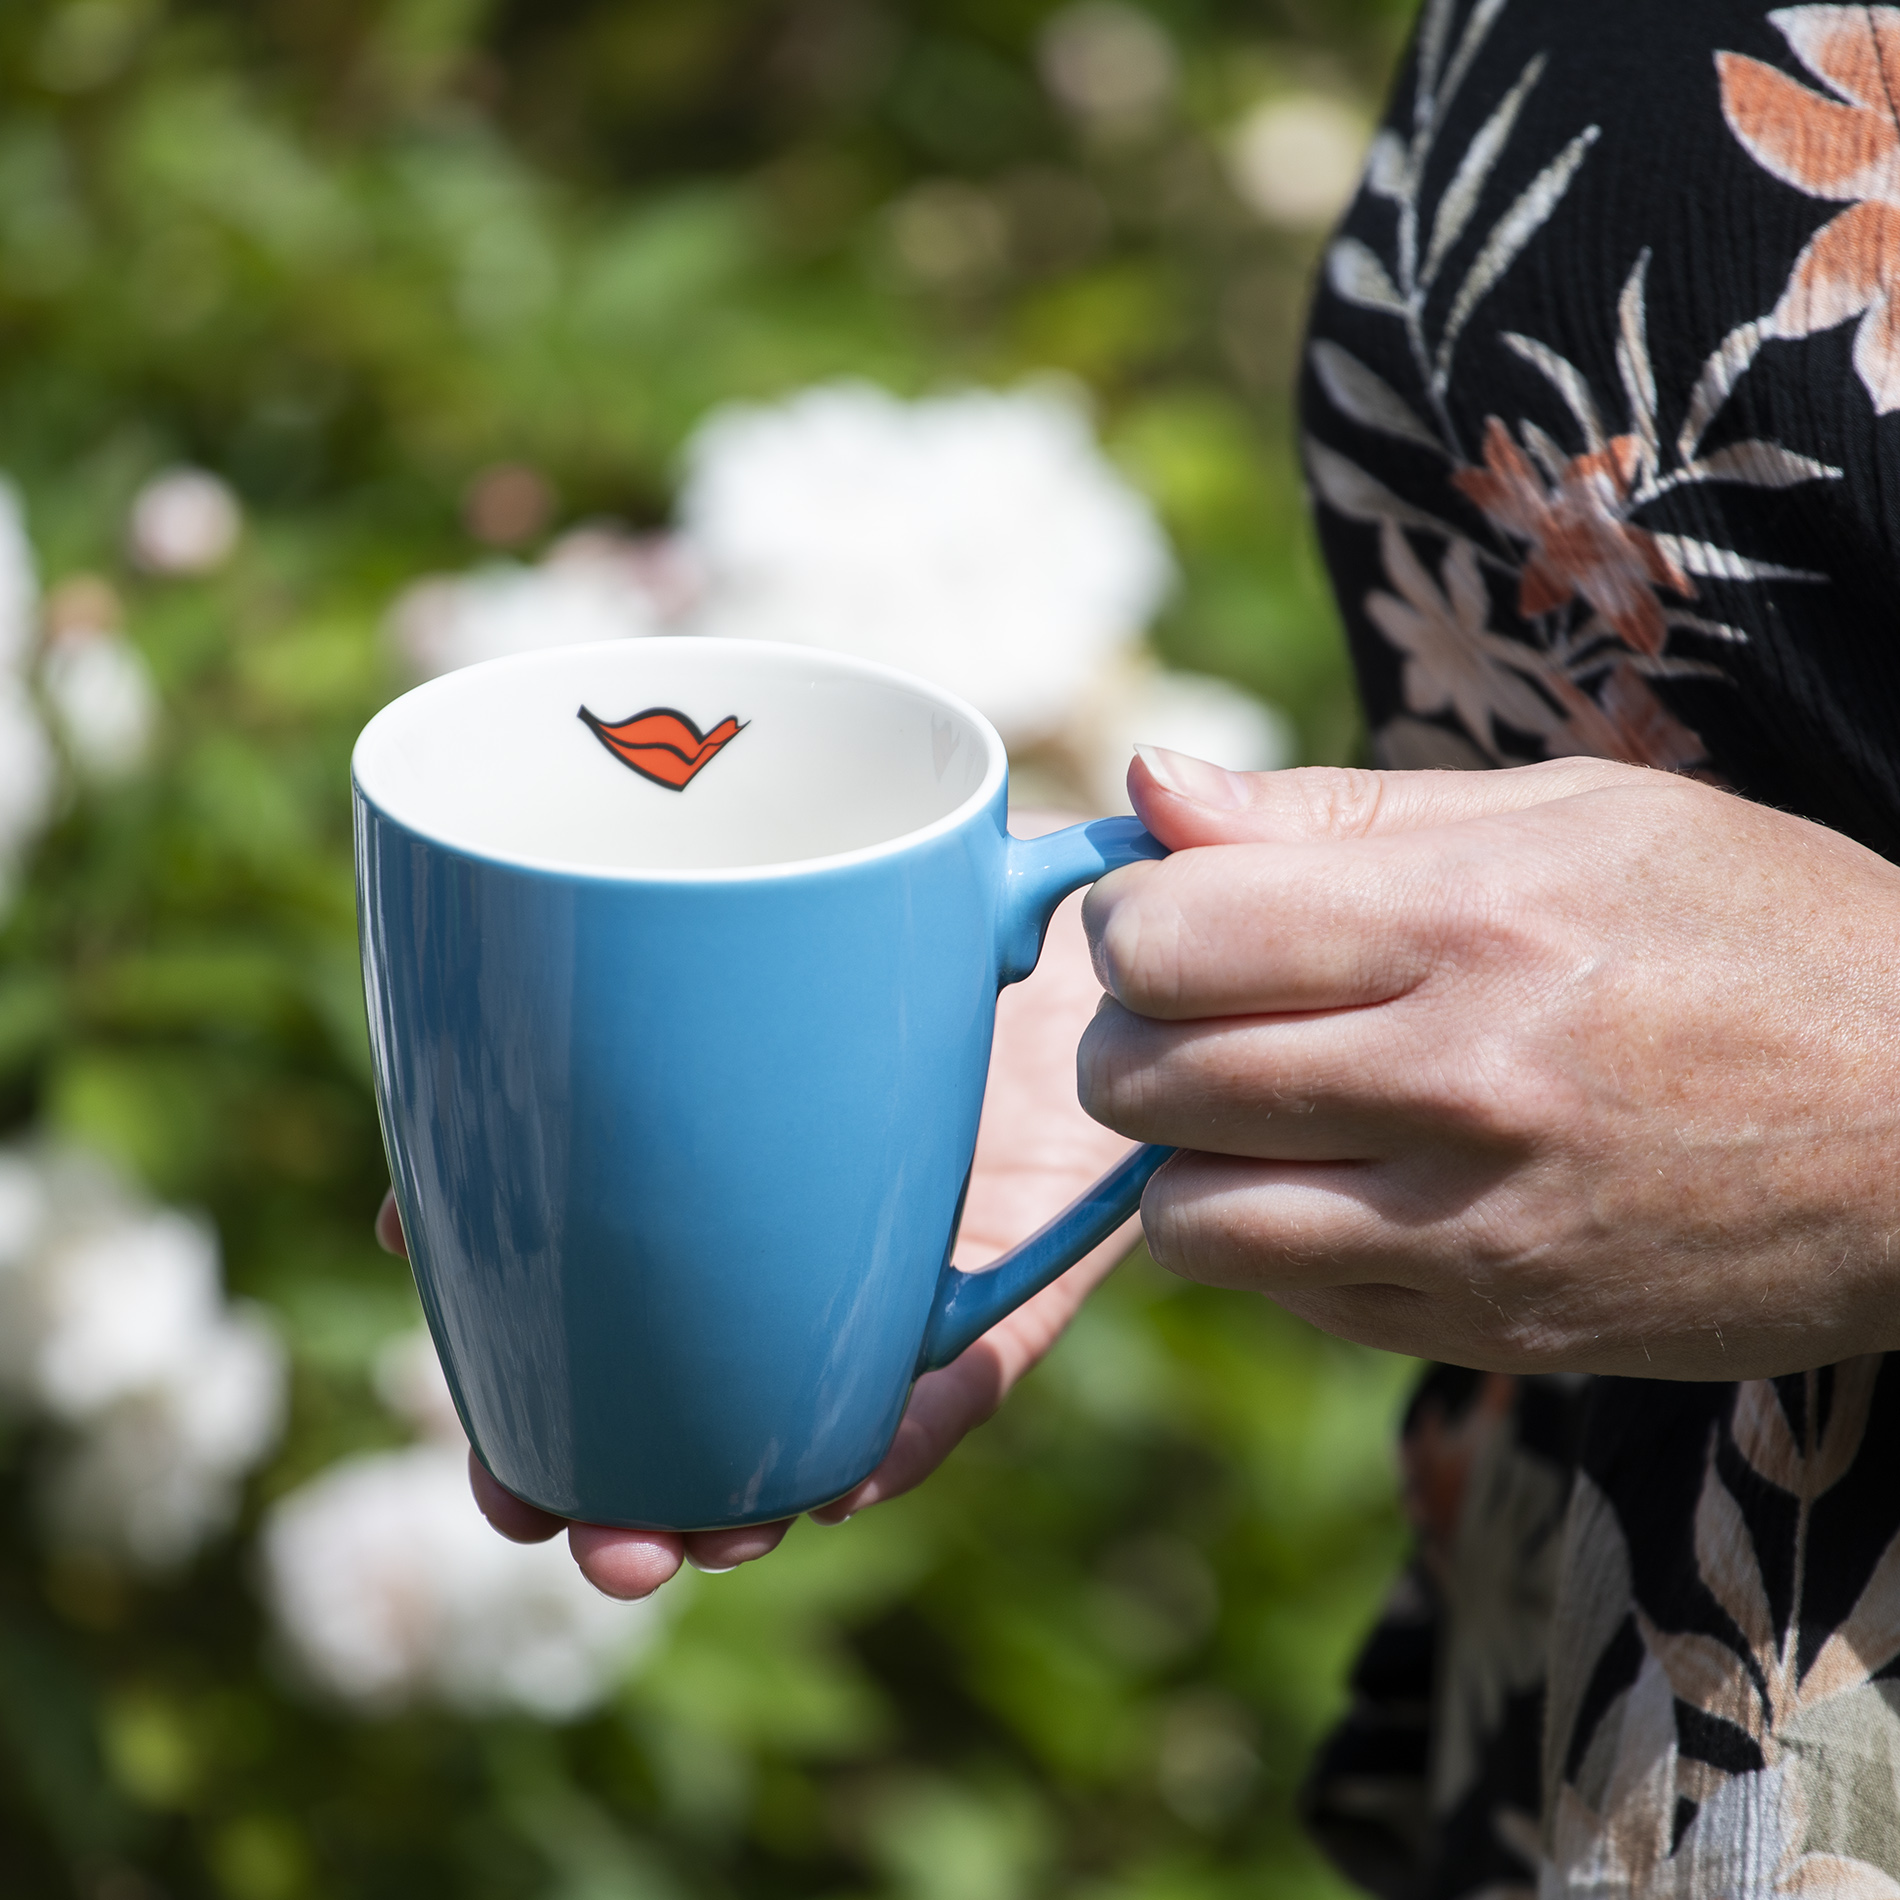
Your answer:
(578, 705), (746, 790)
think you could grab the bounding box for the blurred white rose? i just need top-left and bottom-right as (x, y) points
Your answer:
(388, 528), (686, 680)
(1037, 2), (1178, 131)
(265, 1323), (673, 1717)
(1070, 659), (1293, 814)
(372, 1324), (465, 1444)
(35, 1209), (226, 1416)
(0, 1149), (47, 1262)
(40, 630), (159, 780)
(1228, 95), (1371, 231)
(127, 467), (243, 576)
(262, 1438), (668, 1719)
(680, 381), (1174, 745)
(0, 1144), (286, 1571)
(0, 479), (53, 905)
(0, 479), (39, 670)
(42, 1305), (283, 1569)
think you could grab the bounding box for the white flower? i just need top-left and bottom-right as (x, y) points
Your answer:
(1070, 659), (1293, 813)
(0, 479), (39, 670)
(34, 1209), (226, 1417)
(261, 1442), (668, 1718)
(127, 467), (243, 576)
(1037, 2), (1178, 131)
(680, 381), (1174, 744)
(264, 1324), (674, 1718)
(0, 1149), (47, 1266)
(372, 1326), (465, 1444)
(42, 1305), (283, 1569)
(0, 479), (53, 899)
(0, 1144), (286, 1570)
(387, 529), (683, 679)
(1228, 95), (1371, 231)
(39, 630), (159, 779)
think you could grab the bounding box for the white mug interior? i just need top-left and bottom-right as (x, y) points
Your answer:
(352, 638), (1004, 875)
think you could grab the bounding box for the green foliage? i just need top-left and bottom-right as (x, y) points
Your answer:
(0, 0), (1419, 1893)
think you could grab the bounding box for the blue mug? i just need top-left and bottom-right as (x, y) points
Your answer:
(353, 637), (1171, 1530)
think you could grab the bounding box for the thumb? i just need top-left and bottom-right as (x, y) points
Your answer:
(1126, 744), (1631, 849)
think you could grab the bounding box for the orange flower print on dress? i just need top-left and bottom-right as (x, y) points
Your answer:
(1720, 7), (1900, 412)
(1545, 662), (1710, 775)
(1450, 417), (1696, 656)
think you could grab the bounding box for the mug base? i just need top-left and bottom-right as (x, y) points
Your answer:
(472, 1447), (875, 1534)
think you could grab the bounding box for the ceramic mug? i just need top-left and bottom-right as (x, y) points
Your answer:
(353, 637), (1172, 1530)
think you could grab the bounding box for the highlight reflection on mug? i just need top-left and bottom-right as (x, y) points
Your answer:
(578, 704), (747, 791)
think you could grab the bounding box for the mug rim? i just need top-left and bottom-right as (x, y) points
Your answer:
(351, 636), (1010, 886)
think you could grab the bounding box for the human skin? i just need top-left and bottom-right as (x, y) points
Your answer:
(383, 748), (1900, 1594)
(373, 813), (1137, 1601)
(1081, 747), (1900, 1381)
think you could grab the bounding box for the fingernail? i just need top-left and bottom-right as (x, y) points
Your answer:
(1134, 743), (1246, 810)
(685, 1557), (738, 1574)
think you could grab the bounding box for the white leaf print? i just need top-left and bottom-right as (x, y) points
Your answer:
(1436, 126), (1602, 389)
(1673, 1752), (1729, 1809)
(1596, 1654), (1683, 1873)
(1435, 0), (1513, 130)
(1653, 614), (1748, 649)
(1730, 1379), (1804, 1492)
(1424, 53), (1546, 284)
(1310, 342), (1445, 452)
(1798, 1527), (1900, 1710)
(1679, 440), (1844, 489)
(1365, 524), (1561, 743)
(1365, 129), (1409, 201)
(1372, 715), (1499, 770)
(1502, 332), (1607, 450)
(1811, 1356), (1883, 1496)
(1730, 1360), (1878, 1503)
(1678, 319), (1768, 463)
(1617, 253), (1660, 478)
(1781, 1856), (1900, 1897)
(1628, 650), (1738, 679)
(1694, 1452), (1776, 1660)
(1559, 614), (1630, 663)
(1671, 1764), (1808, 1896)
(1304, 436), (1469, 541)
(1652, 533), (1824, 584)
(1521, 418), (1573, 483)
(1326, 237), (1409, 316)
(1635, 1609), (1765, 1740)
(1414, 0), (1459, 122)
(1540, 1480), (1648, 1821)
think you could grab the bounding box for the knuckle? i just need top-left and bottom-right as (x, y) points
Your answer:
(1075, 1006), (1151, 1131)
(1137, 1155), (1223, 1278)
(1291, 766), (1387, 840)
(1094, 893), (1186, 1017)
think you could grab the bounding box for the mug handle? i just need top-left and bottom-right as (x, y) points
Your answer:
(918, 818), (1175, 1372)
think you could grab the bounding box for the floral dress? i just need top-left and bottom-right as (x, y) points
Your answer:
(1297, 4), (1900, 1895)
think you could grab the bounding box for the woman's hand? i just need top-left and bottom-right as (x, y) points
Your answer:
(1079, 748), (1900, 1381)
(375, 813), (1137, 1598)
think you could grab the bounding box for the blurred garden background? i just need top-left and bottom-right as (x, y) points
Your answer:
(0, 0), (1424, 1894)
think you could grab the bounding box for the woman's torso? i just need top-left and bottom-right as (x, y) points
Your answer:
(1298, 3), (1900, 1893)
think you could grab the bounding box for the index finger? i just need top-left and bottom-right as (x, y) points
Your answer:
(1128, 747), (1633, 850)
(1083, 830), (1463, 1020)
